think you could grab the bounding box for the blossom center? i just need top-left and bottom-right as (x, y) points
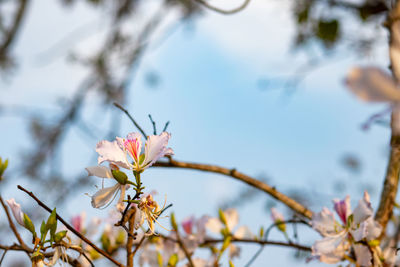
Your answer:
(123, 139), (140, 161)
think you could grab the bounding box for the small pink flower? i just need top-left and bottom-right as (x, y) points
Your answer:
(96, 132), (173, 172)
(6, 198), (24, 227)
(182, 216), (195, 235)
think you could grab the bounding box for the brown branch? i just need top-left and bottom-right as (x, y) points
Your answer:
(17, 185), (125, 267)
(153, 159), (313, 219)
(193, 0), (251, 15)
(0, 196), (29, 251)
(375, 2), (400, 234)
(0, 0), (29, 58)
(131, 235), (146, 258)
(126, 212), (136, 267)
(159, 235), (310, 252)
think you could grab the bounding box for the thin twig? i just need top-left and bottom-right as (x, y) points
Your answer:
(153, 159), (313, 219)
(126, 211), (136, 267)
(162, 121), (170, 132)
(113, 102), (147, 137)
(148, 114), (157, 135)
(17, 185), (125, 267)
(0, 249), (8, 265)
(175, 227), (194, 267)
(193, 0), (251, 15)
(131, 235), (146, 258)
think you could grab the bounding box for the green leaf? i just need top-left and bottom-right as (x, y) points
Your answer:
(23, 213), (36, 238)
(112, 170), (128, 184)
(316, 19), (340, 47)
(167, 253), (178, 267)
(54, 230), (67, 243)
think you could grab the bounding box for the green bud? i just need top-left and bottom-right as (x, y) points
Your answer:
(40, 220), (47, 242)
(54, 230), (67, 243)
(167, 253), (178, 267)
(170, 213), (178, 231)
(112, 170), (128, 184)
(115, 230), (125, 245)
(100, 233), (111, 252)
(157, 251), (163, 267)
(368, 239), (380, 247)
(0, 158), (8, 180)
(276, 220), (286, 233)
(229, 260), (235, 267)
(218, 209), (227, 226)
(259, 226), (265, 239)
(23, 213), (36, 238)
(46, 208), (57, 242)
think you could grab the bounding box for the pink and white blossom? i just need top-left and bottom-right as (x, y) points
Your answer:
(6, 198), (25, 227)
(96, 132), (173, 172)
(311, 191), (382, 266)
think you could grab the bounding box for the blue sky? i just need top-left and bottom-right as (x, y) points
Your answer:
(0, 0), (394, 266)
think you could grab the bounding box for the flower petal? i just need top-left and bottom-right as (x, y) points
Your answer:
(96, 140), (131, 169)
(142, 132), (174, 169)
(6, 198), (24, 226)
(353, 191), (373, 225)
(224, 208), (239, 231)
(354, 244), (372, 267)
(311, 207), (340, 236)
(91, 184), (120, 209)
(234, 225), (253, 239)
(333, 196), (351, 224)
(85, 166), (113, 178)
(205, 217), (223, 234)
(346, 67), (400, 102)
(312, 231), (347, 264)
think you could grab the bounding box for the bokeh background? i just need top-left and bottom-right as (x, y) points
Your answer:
(0, 0), (393, 266)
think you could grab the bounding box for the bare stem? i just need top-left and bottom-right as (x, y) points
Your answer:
(193, 0), (251, 15)
(153, 159), (313, 219)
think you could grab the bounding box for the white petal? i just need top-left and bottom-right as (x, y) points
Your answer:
(48, 247), (61, 265)
(270, 207), (284, 223)
(142, 132), (173, 169)
(229, 244), (241, 259)
(311, 207), (340, 236)
(365, 217), (382, 241)
(96, 140), (131, 169)
(224, 208), (239, 231)
(91, 184), (120, 209)
(354, 244), (372, 267)
(350, 221), (367, 242)
(6, 198), (25, 226)
(312, 232), (347, 264)
(353, 191), (373, 225)
(234, 226), (253, 239)
(205, 217), (223, 234)
(85, 166), (113, 178)
(346, 67), (400, 102)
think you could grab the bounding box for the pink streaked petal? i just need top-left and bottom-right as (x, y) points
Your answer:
(125, 132), (143, 161)
(346, 67), (400, 102)
(96, 140), (131, 169)
(91, 184), (120, 209)
(182, 216), (195, 235)
(353, 191), (373, 225)
(142, 132), (174, 169)
(85, 166), (113, 179)
(6, 198), (24, 226)
(333, 196), (351, 225)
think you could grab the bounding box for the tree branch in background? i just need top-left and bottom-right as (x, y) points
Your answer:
(375, 2), (400, 234)
(153, 159), (313, 219)
(193, 0), (251, 15)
